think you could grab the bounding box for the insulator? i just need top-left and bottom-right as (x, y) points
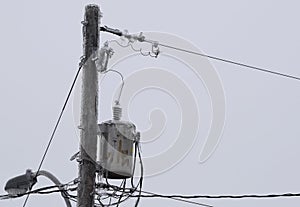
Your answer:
(113, 104), (122, 121)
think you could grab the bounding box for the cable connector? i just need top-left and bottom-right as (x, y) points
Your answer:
(123, 31), (145, 43)
(151, 41), (160, 58)
(95, 41), (114, 72)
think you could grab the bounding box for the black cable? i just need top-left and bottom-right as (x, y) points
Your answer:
(116, 179), (126, 207)
(134, 144), (144, 207)
(21, 60), (84, 207)
(126, 191), (213, 207)
(100, 26), (123, 37)
(101, 179), (136, 206)
(133, 191), (300, 199)
(154, 41), (300, 82)
(1, 184), (69, 200)
(168, 197), (213, 207)
(131, 143), (139, 188)
(130, 191), (213, 207)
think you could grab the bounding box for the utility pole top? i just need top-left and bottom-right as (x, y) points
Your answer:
(83, 5), (101, 58)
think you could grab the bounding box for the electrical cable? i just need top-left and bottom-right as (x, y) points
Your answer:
(21, 59), (85, 207)
(116, 179), (126, 207)
(131, 143), (138, 188)
(168, 197), (213, 207)
(134, 143), (144, 207)
(133, 191), (300, 199)
(1, 184), (71, 200)
(144, 40), (300, 82)
(101, 25), (300, 82)
(100, 69), (125, 103)
(105, 187), (213, 207)
(135, 191), (213, 207)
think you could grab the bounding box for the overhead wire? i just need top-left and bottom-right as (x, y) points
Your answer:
(133, 191), (300, 199)
(21, 59), (85, 207)
(1, 183), (74, 200)
(101, 26), (300, 82)
(138, 191), (213, 207)
(5, 177), (300, 206)
(144, 39), (300, 81)
(13, 26), (300, 207)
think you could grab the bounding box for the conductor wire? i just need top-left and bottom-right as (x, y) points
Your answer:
(100, 69), (125, 103)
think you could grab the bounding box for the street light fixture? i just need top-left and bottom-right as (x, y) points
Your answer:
(4, 169), (36, 196)
(4, 169), (71, 207)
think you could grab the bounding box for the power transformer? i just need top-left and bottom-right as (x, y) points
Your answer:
(97, 103), (140, 179)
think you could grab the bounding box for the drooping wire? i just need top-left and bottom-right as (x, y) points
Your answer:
(100, 69), (124, 103)
(131, 142), (138, 188)
(134, 141), (144, 207)
(129, 43), (159, 58)
(21, 59), (85, 207)
(109, 39), (159, 58)
(109, 39), (131, 48)
(116, 179), (126, 207)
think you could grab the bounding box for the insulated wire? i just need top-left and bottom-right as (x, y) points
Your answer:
(131, 191), (213, 207)
(116, 179), (126, 207)
(1, 183), (73, 199)
(134, 142), (144, 207)
(134, 191), (300, 199)
(131, 143), (138, 188)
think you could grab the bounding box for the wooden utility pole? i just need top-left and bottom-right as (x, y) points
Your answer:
(77, 4), (100, 207)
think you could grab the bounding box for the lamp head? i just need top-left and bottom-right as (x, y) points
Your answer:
(4, 169), (37, 196)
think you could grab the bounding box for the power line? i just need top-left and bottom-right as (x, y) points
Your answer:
(133, 190), (300, 199)
(1, 185), (68, 200)
(101, 25), (300, 82)
(138, 191), (213, 207)
(12, 24), (300, 207)
(21, 60), (84, 207)
(169, 197), (213, 207)
(150, 41), (300, 82)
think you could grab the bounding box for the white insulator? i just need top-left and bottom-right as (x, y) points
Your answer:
(113, 104), (122, 121)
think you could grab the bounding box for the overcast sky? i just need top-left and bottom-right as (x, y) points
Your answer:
(1, 1), (300, 207)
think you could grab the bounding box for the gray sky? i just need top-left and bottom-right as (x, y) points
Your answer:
(1, 0), (300, 207)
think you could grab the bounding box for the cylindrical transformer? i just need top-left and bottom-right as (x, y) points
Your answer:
(97, 120), (139, 179)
